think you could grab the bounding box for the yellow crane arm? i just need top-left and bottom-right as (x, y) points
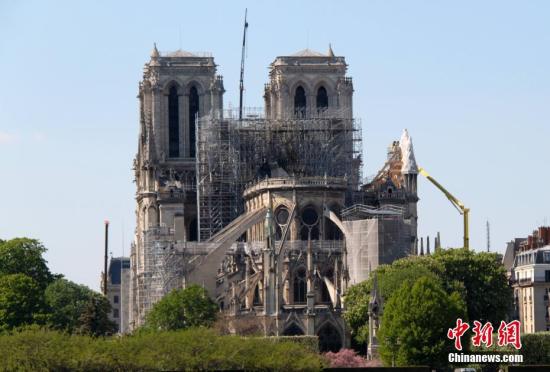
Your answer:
(418, 167), (470, 249)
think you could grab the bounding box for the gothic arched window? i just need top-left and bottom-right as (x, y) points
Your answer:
(253, 284), (262, 306)
(294, 86), (306, 118)
(316, 86), (328, 112)
(189, 86), (199, 158)
(168, 86), (180, 158)
(293, 268), (307, 304)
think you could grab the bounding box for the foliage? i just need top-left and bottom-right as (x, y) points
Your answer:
(375, 255), (443, 300)
(342, 280), (371, 349)
(521, 332), (550, 364)
(267, 335), (320, 353)
(0, 327), (326, 371)
(432, 249), (512, 324)
(78, 293), (117, 336)
(0, 238), (114, 335)
(324, 348), (367, 368)
(0, 274), (44, 331)
(378, 276), (466, 368)
(0, 238), (53, 289)
(344, 248), (513, 352)
(344, 255), (441, 349)
(145, 285), (218, 331)
(44, 278), (100, 333)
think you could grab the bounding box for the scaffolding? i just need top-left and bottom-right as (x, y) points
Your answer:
(197, 108), (362, 241)
(132, 227), (213, 325)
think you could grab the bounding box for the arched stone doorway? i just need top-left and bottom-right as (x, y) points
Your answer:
(318, 323), (342, 352)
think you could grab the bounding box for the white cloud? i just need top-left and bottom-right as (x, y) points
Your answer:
(0, 131), (17, 144)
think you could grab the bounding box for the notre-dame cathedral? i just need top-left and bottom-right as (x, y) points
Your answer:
(129, 44), (419, 351)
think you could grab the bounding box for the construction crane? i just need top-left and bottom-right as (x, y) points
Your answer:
(238, 9), (248, 121)
(418, 167), (470, 249)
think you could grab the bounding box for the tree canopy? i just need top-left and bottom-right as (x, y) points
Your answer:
(145, 285), (218, 331)
(0, 238), (115, 336)
(344, 248), (513, 354)
(0, 273), (44, 331)
(0, 238), (54, 289)
(45, 278), (102, 333)
(378, 276), (466, 368)
(433, 248), (512, 324)
(78, 294), (117, 336)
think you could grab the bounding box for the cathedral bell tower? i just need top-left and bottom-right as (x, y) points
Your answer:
(131, 44), (224, 327)
(263, 46), (353, 120)
(135, 44), (224, 242)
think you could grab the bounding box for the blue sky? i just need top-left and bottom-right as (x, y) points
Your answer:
(1, 0), (549, 290)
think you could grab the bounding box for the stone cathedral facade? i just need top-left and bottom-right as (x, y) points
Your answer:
(130, 44), (419, 351)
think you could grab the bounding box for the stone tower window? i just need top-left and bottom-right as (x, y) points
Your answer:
(189, 86), (199, 158)
(316, 86), (328, 112)
(293, 267), (307, 304)
(168, 86), (180, 158)
(294, 86), (306, 118)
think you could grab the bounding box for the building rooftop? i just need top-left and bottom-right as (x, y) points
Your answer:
(514, 245), (550, 267)
(164, 49), (197, 57)
(108, 257), (130, 285)
(290, 48), (327, 57)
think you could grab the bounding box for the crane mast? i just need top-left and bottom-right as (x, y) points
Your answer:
(239, 9), (248, 121)
(418, 167), (470, 249)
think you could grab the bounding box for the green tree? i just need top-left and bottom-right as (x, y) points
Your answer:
(0, 238), (53, 289)
(44, 278), (96, 333)
(378, 276), (466, 368)
(344, 248), (512, 352)
(432, 249), (512, 324)
(375, 255), (443, 300)
(77, 294), (117, 336)
(0, 274), (44, 331)
(145, 285), (218, 331)
(343, 280), (371, 349)
(344, 256), (442, 349)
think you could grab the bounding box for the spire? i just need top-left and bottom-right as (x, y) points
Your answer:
(151, 43), (159, 58)
(399, 129), (418, 174)
(328, 43), (335, 57)
(427, 236), (431, 255)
